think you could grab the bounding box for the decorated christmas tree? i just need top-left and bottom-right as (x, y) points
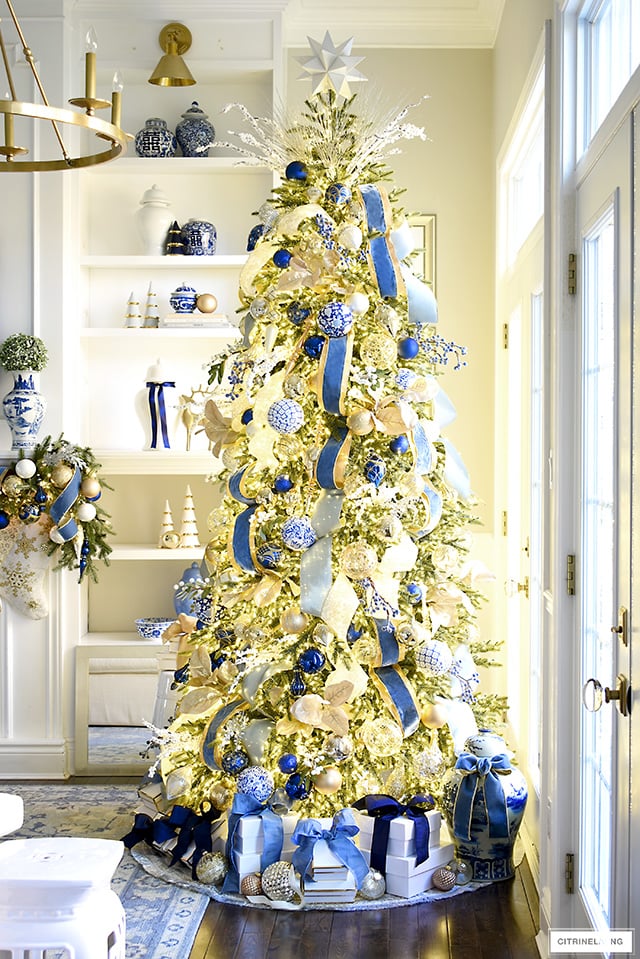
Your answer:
(152, 34), (506, 821)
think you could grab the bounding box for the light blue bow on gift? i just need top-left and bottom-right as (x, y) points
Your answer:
(291, 808), (369, 888)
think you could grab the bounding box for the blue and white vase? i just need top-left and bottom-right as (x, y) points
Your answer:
(169, 283), (197, 313)
(441, 730), (528, 882)
(134, 118), (177, 158)
(181, 219), (216, 256)
(175, 102), (215, 158)
(2, 371), (46, 451)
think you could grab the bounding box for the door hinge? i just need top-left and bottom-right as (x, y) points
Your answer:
(566, 554), (576, 595)
(568, 253), (577, 295)
(502, 322), (509, 349)
(501, 510), (508, 536)
(565, 852), (575, 894)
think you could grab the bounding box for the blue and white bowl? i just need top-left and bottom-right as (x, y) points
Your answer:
(135, 617), (175, 640)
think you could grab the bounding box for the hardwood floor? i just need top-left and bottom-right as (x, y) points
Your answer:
(189, 858), (540, 959)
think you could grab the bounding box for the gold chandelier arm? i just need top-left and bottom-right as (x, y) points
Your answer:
(0, 23), (18, 99)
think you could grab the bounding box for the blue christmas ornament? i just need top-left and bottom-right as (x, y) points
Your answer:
(364, 455), (386, 487)
(281, 516), (316, 550)
(18, 504), (40, 523)
(303, 335), (325, 358)
(285, 773), (311, 801)
(80, 538), (91, 557)
(389, 435), (410, 454)
(287, 301), (311, 325)
(0, 510), (9, 530)
(317, 301), (354, 338)
(237, 765), (274, 804)
(290, 670), (306, 696)
(256, 543), (282, 570)
(285, 160), (308, 180)
(273, 248), (293, 269)
(274, 474), (294, 493)
(241, 408), (254, 425)
(246, 223), (266, 251)
(278, 753), (298, 773)
(325, 182), (352, 204)
(173, 664), (190, 686)
(347, 623), (362, 643)
(398, 336), (420, 359)
(407, 582), (423, 604)
(222, 748), (251, 775)
(298, 647), (326, 674)
(34, 486), (48, 505)
(267, 398), (304, 434)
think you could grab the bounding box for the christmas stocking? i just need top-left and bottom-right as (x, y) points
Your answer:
(0, 515), (52, 619)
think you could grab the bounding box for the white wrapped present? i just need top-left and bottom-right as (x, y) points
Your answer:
(356, 808), (442, 858)
(382, 837), (455, 899)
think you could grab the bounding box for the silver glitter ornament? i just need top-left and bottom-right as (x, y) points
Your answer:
(195, 851), (228, 885)
(283, 374), (306, 398)
(261, 861), (298, 902)
(323, 733), (353, 762)
(448, 858), (473, 885)
(359, 869), (386, 900)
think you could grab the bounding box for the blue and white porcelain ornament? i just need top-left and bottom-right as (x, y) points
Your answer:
(256, 543), (282, 569)
(441, 730), (528, 882)
(396, 367), (418, 390)
(134, 117), (177, 157)
(246, 223), (266, 251)
(175, 101), (215, 157)
(170, 283), (197, 313)
(267, 398), (304, 434)
(285, 160), (308, 180)
(325, 182), (352, 204)
(416, 639), (454, 676)
(281, 515), (316, 550)
(317, 301), (354, 337)
(236, 765), (274, 803)
(363, 454), (386, 487)
(181, 219), (216, 255)
(450, 645), (481, 703)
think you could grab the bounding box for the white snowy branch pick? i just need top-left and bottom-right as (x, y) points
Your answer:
(296, 31), (367, 98)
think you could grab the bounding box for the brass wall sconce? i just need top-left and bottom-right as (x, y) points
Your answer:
(148, 23), (196, 87)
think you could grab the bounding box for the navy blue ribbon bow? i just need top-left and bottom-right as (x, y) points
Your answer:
(452, 752), (512, 841)
(291, 809), (369, 888)
(354, 793), (435, 873)
(222, 793), (284, 894)
(121, 803), (222, 879)
(147, 381), (175, 449)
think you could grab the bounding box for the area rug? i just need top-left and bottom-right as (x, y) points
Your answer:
(88, 725), (151, 765)
(0, 783), (209, 959)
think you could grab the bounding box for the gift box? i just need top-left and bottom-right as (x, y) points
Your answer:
(302, 870), (357, 903)
(310, 837), (350, 881)
(153, 813), (227, 867)
(379, 837), (455, 899)
(234, 812), (298, 854)
(356, 808), (442, 858)
(137, 777), (172, 816)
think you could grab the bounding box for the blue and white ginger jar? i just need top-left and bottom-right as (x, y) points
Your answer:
(169, 283), (197, 313)
(441, 730), (528, 882)
(181, 219), (216, 256)
(134, 118), (177, 158)
(2, 371), (46, 451)
(175, 102), (215, 158)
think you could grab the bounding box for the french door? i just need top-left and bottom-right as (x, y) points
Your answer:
(574, 112), (632, 941)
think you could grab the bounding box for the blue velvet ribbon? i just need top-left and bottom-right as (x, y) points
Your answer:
(291, 809), (369, 888)
(49, 466), (82, 541)
(146, 381), (175, 449)
(121, 804), (222, 879)
(318, 334), (352, 415)
(223, 793), (284, 894)
(353, 794), (435, 873)
(202, 698), (246, 770)
(373, 618), (401, 666)
(452, 753), (512, 841)
(359, 184), (403, 298)
(316, 426), (350, 490)
(231, 504), (257, 572)
(228, 467), (255, 505)
(372, 665), (421, 735)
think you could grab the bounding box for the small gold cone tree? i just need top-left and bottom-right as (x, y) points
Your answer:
(153, 37), (506, 818)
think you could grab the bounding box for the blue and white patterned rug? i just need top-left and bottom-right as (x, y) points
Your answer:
(0, 783), (209, 959)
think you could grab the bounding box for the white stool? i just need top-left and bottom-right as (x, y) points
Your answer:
(0, 793), (24, 836)
(0, 836), (126, 959)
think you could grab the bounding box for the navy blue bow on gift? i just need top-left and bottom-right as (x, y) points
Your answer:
(353, 793), (435, 874)
(452, 752), (512, 841)
(291, 809), (369, 888)
(223, 793), (284, 894)
(121, 803), (222, 879)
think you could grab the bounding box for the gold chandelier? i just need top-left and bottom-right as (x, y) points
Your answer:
(0, 0), (128, 171)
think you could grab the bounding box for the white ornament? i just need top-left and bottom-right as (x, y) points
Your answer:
(346, 292), (369, 315)
(337, 224), (363, 250)
(296, 31), (367, 98)
(76, 502), (97, 522)
(15, 459), (36, 479)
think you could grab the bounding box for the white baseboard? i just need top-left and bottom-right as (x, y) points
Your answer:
(0, 740), (69, 779)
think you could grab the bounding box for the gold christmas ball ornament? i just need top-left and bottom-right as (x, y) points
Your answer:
(195, 851), (228, 885)
(340, 541), (379, 580)
(342, 473), (370, 499)
(337, 223), (363, 250)
(50, 463), (75, 488)
(421, 703), (448, 729)
(197, 292), (218, 314)
(283, 373), (306, 398)
(221, 447), (239, 471)
(261, 861), (299, 902)
(312, 765), (343, 794)
(240, 873), (263, 897)
(432, 866), (457, 892)
(280, 607), (309, 634)
(3, 475), (24, 496)
(359, 332), (397, 369)
(209, 783), (233, 809)
(359, 717), (404, 758)
(207, 508), (227, 536)
(80, 475), (101, 498)
(161, 530), (181, 549)
(346, 409), (374, 435)
(359, 868), (386, 900)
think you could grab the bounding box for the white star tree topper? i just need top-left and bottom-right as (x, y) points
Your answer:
(297, 31), (367, 98)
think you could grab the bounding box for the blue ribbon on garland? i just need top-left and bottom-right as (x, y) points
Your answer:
(318, 334), (353, 415)
(49, 466), (82, 541)
(227, 467), (259, 573)
(353, 794), (435, 873)
(202, 698), (247, 770)
(316, 426), (350, 490)
(223, 793), (284, 894)
(372, 665), (421, 735)
(359, 184), (403, 298)
(146, 381), (175, 449)
(372, 617), (401, 666)
(452, 753), (512, 841)
(291, 809), (369, 888)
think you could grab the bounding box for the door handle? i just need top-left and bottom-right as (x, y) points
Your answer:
(583, 675), (631, 717)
